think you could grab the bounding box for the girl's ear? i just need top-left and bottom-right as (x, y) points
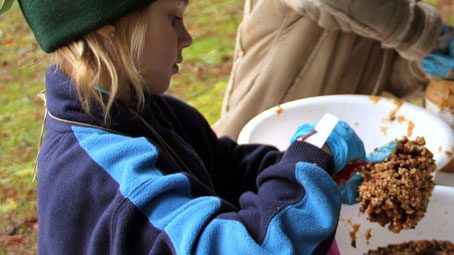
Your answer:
(96, 25), (116, 41)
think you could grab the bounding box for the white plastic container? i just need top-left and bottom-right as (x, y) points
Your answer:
(237, 95), (454, 253)
(336, 185), (454, 254)
(425, 97), (454, 127)
(238, 95), (454, 181)
(424, 79), (454, 128)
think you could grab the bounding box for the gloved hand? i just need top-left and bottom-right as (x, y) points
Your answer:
(339, 139), (398, 205)
(423, 25), (454, 80)
(291, 121), (366, 174)
(366, 139), (398, 163)
(339, 172), (363, 205)
(290, 122), (316, 143)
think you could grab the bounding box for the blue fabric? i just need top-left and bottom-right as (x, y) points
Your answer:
(366, 139), (397, 163)
(72, 125), (225, 253)
(262, 162), (341, 254)
(291, 121), (366, 173)
(339, 172), (363, 205)
(336, 140), (397, 205)
(195, 162), (341, 254)
(71, 126), (164, 200)
(290, 123), (316, 144)
(423, 25), (454, 80)
(338, 140), (397, 205)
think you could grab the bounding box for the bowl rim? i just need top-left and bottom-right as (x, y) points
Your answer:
(238, 95), (454, 170)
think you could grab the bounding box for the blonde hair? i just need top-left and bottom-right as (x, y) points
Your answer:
(51, 9), (149, 123)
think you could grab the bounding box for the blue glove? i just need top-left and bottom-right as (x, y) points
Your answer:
(339, 140), (397, 205)
(423, 25), (454, 80)
(290, 122), (316, 143)
(366, 139), (397, 163)
(339, 172), (363, 205)
(291, 121), (366, 173)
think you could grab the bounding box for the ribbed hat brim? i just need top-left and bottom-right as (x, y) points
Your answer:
(19, 0), (156, 52)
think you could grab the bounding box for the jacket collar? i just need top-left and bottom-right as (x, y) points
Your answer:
(45, 66), (215, 188)
(45, 65), (154, 137)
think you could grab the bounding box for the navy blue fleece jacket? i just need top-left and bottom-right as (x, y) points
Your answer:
(37, 66), (341, 254)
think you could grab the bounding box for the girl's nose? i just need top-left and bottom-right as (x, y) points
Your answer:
(180, 25), (193, 49)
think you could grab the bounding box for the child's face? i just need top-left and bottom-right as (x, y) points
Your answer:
(139, 0), (192, 94)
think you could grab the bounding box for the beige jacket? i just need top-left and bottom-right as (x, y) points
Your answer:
(214, 0), (442, 140)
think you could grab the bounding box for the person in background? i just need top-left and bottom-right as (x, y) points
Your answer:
(1, 0), (367, 254)
(214, 0), (445, 140)
(423, 0), (454, 128)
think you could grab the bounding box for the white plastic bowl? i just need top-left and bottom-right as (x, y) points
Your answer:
(336, 185), (454, 254)
(238, 95), (454, 253)
(238, 95), (454, 184)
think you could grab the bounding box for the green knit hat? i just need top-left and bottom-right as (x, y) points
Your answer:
(16, 0), (156, 53)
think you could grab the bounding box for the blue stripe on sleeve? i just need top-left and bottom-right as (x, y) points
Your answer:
(195, 219), (267, 254)
(195, 162), (341, 254)
(71, 126), (224, 253)
(261, 162), (341, 254)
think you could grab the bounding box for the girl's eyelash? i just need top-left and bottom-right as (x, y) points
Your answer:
(171, 15), (182, 26)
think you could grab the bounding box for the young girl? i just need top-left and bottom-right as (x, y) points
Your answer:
(10, 0), (365, 253)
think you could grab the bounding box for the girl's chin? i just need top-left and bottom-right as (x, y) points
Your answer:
(143, 82), (171, 95)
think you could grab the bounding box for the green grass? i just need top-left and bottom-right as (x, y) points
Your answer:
(168, 0), (242, 122)
(0, 1), (242, 253)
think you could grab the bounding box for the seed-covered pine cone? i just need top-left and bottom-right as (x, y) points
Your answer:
(359, 137), (436, 233)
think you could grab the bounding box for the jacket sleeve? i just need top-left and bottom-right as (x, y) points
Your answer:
(73, 125), (342, 254)
(209, 136), (286, 207)
(282, 0), (442, 60)
(173, 97), (335, 207)
(386, 56), (429, 98)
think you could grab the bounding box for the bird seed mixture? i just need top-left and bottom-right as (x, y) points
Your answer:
(359, 137), (436, 233)
(365, 240), (454, 255)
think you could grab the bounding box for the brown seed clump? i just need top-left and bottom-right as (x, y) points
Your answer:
(365, 240), (454, 255)
(359, 137), (436, 233)
(349, 223), (361, 248)
(364, 228), (372, 245)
